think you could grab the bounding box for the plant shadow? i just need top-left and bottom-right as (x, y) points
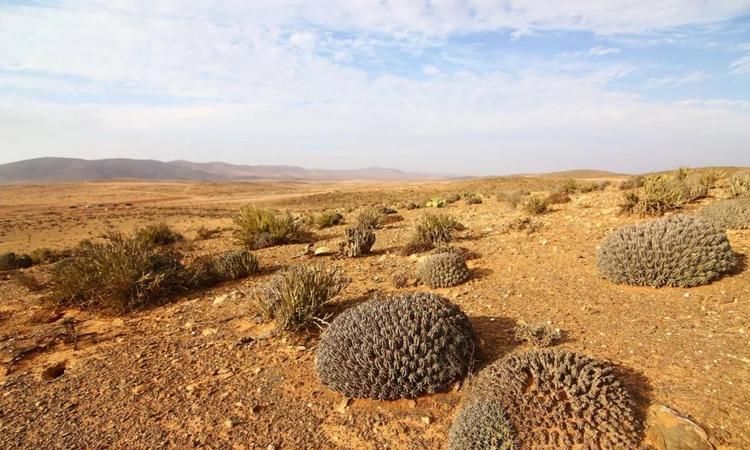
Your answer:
(469, 315), (519, 370)
(611, 362), (654, 445)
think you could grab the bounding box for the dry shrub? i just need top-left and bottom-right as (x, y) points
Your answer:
(29, 248), (69, 265)
(356, 207), (383, 229)
(619, 175), (644, 190)
(188, 250), (259, 287)
(597, 215), (735, 287)
(497, 190), (529, 208)
(513, 322), (562, 348)
(48, 233), (190, 312)
(233, 206), (311, 249)
(316, 292), (476, 399)
(446, 193), (462, 204)
(521, 196), (549, 215)
(134, 223), (183, 246)
(559, 179), (579, 194)
(195, 226), (220, 240)
(619, 175), (708, 217)
(464, 194), (483, 205)
(413, 212), (465, 246)
(470, 349), (639, 450)
(12, 272), (43, 292)
(314, 211), (344, 229)
(249, 264), (349, 332)
(504, 217), (542, 234)
(698, 169), (724, 189)
(728, 171), (750, 198)
(544, 191), (570, 205)
(0, 252), (33, 271)
(404, 201), (419, 210)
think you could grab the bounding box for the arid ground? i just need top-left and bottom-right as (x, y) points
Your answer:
(0, 177), (748, 449)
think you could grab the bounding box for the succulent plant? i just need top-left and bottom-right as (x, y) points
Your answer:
(701, 199), (750, 230)
(597, 215), (734, 287)
(470, 349), (639, 450)
(316, 292), (476, 400)
(339, 223), (376, 257)
(418, 253), (470, 288)
(447, 400), (518, 450)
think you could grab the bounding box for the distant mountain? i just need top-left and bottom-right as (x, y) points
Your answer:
(530, 169), (626, 178)
(0, 157), (444, 183)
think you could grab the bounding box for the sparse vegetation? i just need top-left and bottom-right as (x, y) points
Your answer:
(0, 252), (33, 271)
(249, 264), (349, 332)
(355, 207), (383, 230)
(618, 175), (644, 190)
(339, 223), (376, 257)
(597, 215), (735, 287)
(314, 211), (344, 229)
(521, 196), (549, 215)
(195, 226), (220, 240)
(188, 249), (259, 287)
(12, 272), (43, 292)
(701, 198), (750, 230)
(411, 212), (465, 247)
(48, 233), (190, 312)
(544, 191), (570, 205)
(514, 322), (562, 348)
(497, 190), (529, 208)
(618, 174), (708, 216)
(728, 171), (750, 198)
(446, 193), (462, 204)
(134, 223), (183, 246)
(233, 206), (311, 249)
(464, 194), (482, 205)
(504, 217), (542, 234)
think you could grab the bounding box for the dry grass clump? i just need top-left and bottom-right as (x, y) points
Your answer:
(195, 226), (220, 240)
(48, 233), (190, 312)
(513, 322), (562, 348)
(250, 264), (349, 332)
(413, 212), (466, 246)
(316, 292), (476, 399)
(339, 223), (376, 257)
(233, 206), (312, 249)
(446, 193), (462, 204)
(29, 248), (70, 265)
(497, 190), (529, 208)
(356, 207), (383, 230)
(189, 250), (259, 287)
(470, 349), (639, 450)
(314, 211), (344, 229)
(464, 194), (483, 205)
(698, 169), (724, 189)
(618, 175), (708, 217)
(544, 191), (570, 205)
(448, 400), (518, 450)
(134, 223), (183, 246)
(12, 272), (43, 292)
(0, 252), (33, 271)
(418, 253), (470, 288)
(597, 215), (735, 287)
(619, 175), (644, 190)
(521, 196), (549, 215)
(727, 171), (750, 198)
(701, 198), (750, 230)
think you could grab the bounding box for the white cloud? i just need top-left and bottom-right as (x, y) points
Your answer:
(588, 46), (621, 57)
(644, 71), (712, 88)
(730, 44), (750, 75)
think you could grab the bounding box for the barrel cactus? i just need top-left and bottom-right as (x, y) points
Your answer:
(448, 400), (518, 450)
(470, 349), (639, 450)
(418, 253), (470, 288)
(597, 215), (734, 287)
(316, 292), (476, 400)
(701, 199), (750, 230)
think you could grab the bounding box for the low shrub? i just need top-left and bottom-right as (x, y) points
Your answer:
(134, 223), (183, 246)
(0, 252), (33, 270)
(48, 233), (190, 312)
(544, 191), (570, 205)
(521, 196), (548, 215)
(356, 207), (383, 230)
(597, 215), (735, 287)
(503, 217), (542, 234)
(728, 171), (750, 198)
(314, 211), (344, 229)
(618, 175), (644, 190)
(446, 193), (462, 204)
(12, 272), (43, 292)
(189, 249), (259, 287)
(233, 206), (311, 249)
(316, 292), (476, 399)
(412, 212), (465, 246)
(249, 264), (349, 331)
(619, 175), (708, 217)
(424, 197), (447, 208)
(559, 179), (578, 195)
(701, 198), (750, 230)
(339, 223), (376, 257)
(464, 194), (482, 205)
(194, 226), (220, 240)
(497, 190), (529, 208)
(29, 248), (69, 265)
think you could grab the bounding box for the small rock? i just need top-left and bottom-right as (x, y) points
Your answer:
(314, 246), (333, 256)
(645, 405), (714, 450)
(202, 328), (218, 336)
(335, 397), (351, 414)
(213, 295), (228, 306)
(421, 416), (432, 425)
(406, 399), (417, 408)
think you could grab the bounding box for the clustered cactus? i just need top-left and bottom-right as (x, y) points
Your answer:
(701, 199), (750, 230)
(597, 215), (735, 287)
(418, 253), (470, 288)
(316, 292), (476, 400)
(447, 400), (518, 450)
(339, 223), (376, 257)
(468, 349), (639, 450)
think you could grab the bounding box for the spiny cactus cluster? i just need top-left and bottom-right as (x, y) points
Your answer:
(469, 349), (639, 450)
(316, 292), (476, 400)
(701, 199), (750, 230)
(447, 400), (518, 450)
(418, 253), (470, 288)
(597, 215), (734, 287)
(339, 223), (376, 257)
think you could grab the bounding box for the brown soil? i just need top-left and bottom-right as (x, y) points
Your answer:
(0, 178), (748, 449)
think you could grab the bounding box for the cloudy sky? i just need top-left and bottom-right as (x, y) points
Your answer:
(1, 1), (749, 175)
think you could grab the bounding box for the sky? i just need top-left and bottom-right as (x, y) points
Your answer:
(1, 1), (749, 175)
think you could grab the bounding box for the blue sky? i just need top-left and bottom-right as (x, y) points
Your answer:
(1, 1), (749, 175)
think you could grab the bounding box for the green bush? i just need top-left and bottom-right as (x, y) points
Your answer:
(233, 206), (311, 249)
(134, 223), (183, 246)
(250, 264), (349, 332)
(48, 233), (190, 312)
